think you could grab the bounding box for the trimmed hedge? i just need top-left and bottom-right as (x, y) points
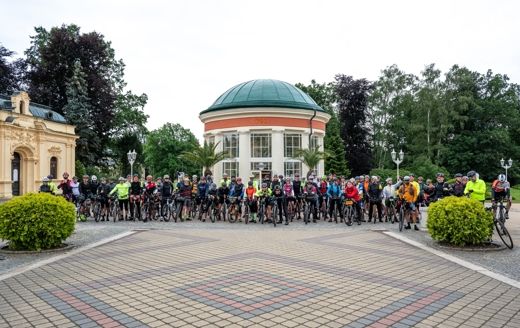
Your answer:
(427, 196), (493, 246)
(0, 193), (75, 251)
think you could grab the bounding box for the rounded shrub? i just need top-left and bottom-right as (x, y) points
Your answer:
(427, 196), (493, 246)
(0, 193), (75, 251)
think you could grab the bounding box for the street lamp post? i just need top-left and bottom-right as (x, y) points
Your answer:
(500, 158), (513, 181)
(127, 149), (137, 177)
(391, 149), (404, 180)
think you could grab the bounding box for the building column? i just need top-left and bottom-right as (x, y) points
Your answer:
(272, 129), (284, 177)
(0, 140), (12, 198)
(301, 132), (310, 177)
(213, 133), (223, 182)
(238, 130), (250, 179)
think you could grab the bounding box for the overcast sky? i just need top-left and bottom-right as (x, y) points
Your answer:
(2, 0), (519, 139)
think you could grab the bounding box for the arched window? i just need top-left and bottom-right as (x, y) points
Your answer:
(50, 157), (58, 179)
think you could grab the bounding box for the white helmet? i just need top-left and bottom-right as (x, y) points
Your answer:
(498, 174), (506, 182)
(91, 175), (97, 181)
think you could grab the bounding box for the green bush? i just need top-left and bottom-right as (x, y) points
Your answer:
(0, 193), (75, 251)
(427, 196), (493, 246)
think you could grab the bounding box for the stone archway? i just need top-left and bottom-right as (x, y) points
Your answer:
(10, 146), (36, 196)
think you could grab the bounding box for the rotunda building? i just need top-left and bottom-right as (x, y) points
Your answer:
(199, 79), (330, 182)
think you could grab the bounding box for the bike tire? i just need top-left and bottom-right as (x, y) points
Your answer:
(344, 206), (352, 226)
(227, 205), (237, 223)
(495, 218), (513, 249)
(163, 205), (170, 222)
(304, 204), (309, 225)
(259, 204), (264, 224)
(93, 203), (101, 222)
(209, 204), (216, 223)
(272, 203), (277, 227)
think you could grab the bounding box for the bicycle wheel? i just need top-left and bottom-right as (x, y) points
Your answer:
(258, 204), (265, 224)
(495, 218), (513, 249)
(272, 203), (277, 227)
(93, 202), (101, 222)
(162, 204), (171, 222)
(344, 206), (352, 226)
(227, 204), (237, 223)
(399, 207), (404, 232)
(304, 203), (309, 225)
(209, 204), (216, 223)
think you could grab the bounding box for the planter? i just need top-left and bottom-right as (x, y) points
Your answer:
(0, 243), (74, 254)
(436, 241), (505, 252)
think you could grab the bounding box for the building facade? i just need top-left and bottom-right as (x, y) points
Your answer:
(199, 79), (330, 182)
(0, 92), (77, 198)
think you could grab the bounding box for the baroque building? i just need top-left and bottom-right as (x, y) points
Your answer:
(0, 92), (77, 198)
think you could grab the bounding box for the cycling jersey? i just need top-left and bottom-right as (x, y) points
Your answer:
(492, 180), (510, 193)
(130, 182), (142, 196)
(109, 183), (129, 200)
(344, 186), (361, 202)
(327, 183), (342, 198)
(398, 183), (417, 203)
(256, 188), (272, 197)
(464, 178), (486, 201)
(245, 186), (257, 199)
(283, 183), (294, 197)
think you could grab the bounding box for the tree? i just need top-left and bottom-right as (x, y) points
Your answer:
(23, 24), (146, 166)
(143, 123), (199, 178)
(180, 141), (227, 176)
(335, 74), (374, 176)
(62, 60), (99, 163)
(296, 80), (349, 176)
(0, 44), (24, 94)
(293, 147), (329, 178)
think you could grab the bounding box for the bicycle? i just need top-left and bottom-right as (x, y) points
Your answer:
(385, 197), (397, 223)
(109, 197), (120, 222)
(160, 196), (174, 222)
(343, 198), (358, 226)
(490, 198), (513, 249)
(92, 195), (102, 222)
(303, 197), (317, 225)
(285, 197), (296, 223)
(142, 194), (157, 222)
(398, 200), (414, 232)
(227, 197), (241, 223)
(258, 197), (267, 224)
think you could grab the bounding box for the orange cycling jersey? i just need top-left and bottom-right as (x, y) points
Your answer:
(245, 187), (256, 199)
(398, 183), (418, 203)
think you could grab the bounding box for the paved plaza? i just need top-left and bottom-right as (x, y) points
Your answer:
(1, 220), (519, 327)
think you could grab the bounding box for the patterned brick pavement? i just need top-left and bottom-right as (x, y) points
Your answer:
(0, 228), (519, 327)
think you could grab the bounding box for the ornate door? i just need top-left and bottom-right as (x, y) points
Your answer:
(12, 152), (21, 196)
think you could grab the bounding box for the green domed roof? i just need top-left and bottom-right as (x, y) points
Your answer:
(201, 79), (324, 114)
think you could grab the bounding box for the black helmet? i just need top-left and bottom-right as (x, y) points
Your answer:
(455, 173), (463, 178)
(467, 170), (476, 178)
(436, 173), (444, 177)
(248, 181), (253, 186)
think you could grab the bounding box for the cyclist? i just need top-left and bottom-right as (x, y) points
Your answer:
(409, 173), (421, 217)
(270, 175), (281, 190)
(464, 171), (486, 204)
(256, 183), (273, 222)
(90, 176), (99, 199)
(423, 179), (434, 205)
(216, 181), (230, 220)
(229, 177), (245, 221)
(245, 181), (258, 223)
(129, 175), (143, 221)
(431, 173), (450, 202)
(292, 174), (303, 220)
(39, 177), (53, 194)
(344, 180), (362, 225)
(272, 185), (286, 224)
(248, 175), (259, 190)
(58, 172), (73, 201)
(97, 177), (111, 221)
(367, 176), (383, 223)
(492, 174), (511, 218)
(220, 173), (231, 187)
(283, 177), (295, 224)
(318, 176), (329, 220)
(304, 180), (319, 223)
(398, 176), (419, 230)
(206, 183), (218, 221)
(79, 175), (92, 207)
(327, 177), (343, 223)
(177, 178), (193, 220)
(450, 173), (465, 197)
(109, 177), (130, 220)
(47, 175), (58, 194)
(71, 176), (80, 202)
(382, 177), (400, 221)
(159, 175), (174, 217)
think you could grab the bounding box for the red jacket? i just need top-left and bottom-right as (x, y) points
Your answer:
(344, 186), (361, 202)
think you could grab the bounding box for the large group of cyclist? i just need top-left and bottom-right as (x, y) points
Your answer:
(39, 168), (512, 231)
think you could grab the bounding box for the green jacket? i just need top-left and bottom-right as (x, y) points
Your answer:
(464, 178), (486, 201)
(109, 183), (130, 200)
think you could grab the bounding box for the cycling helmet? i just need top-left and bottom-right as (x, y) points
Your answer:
(210, 183), (217, 190)
(101, 177), (107, 182)
(455, 173), (462, 178)
(43, 177), (49, 182)
(386, 178), (392, 183)
(261, 183), (267, 188)
(436, 173), (444, 177)
(248, 181), (253, 186)
(82, 175), (89, 179)
(164, 175), (170, 179)
(221, 181), (227, 186)
(467, 170), (476, 178)
(498, 174), (506, 182)
(91, 175), (97, 181)
(274, 185), (281, 190)
(62, 172), (69, 177)
(322, 175), (327, 180)
(47, 174), (54, 179)
(192, 175), (197, 179)
(278, 175), (283, 179)
(409, 173), (415, 177)
(403, 176), (411, 182)
(118, 177), (125, 181)
(72, 176), (78, 180)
